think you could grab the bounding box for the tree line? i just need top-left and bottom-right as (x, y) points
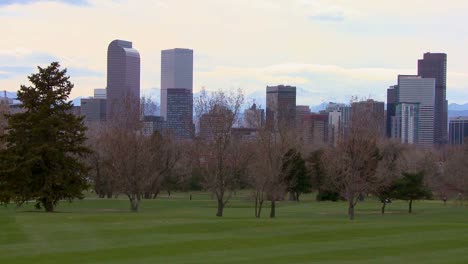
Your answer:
(1, 62), (467, 220)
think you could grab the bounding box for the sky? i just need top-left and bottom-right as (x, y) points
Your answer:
(1, 0), (468, 105)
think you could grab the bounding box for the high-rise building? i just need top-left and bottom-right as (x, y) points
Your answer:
(243, 103), (265, 128)
(351, 99), (386, 137)
(300, 114), (328, 148)
(392, 75), (436, 147)
(165, 88), (194, 138)
(395, 103), (419, 144)
(160, 48), (194, 138)
(94, 88), (107, 99)
(81, 98), (107, 123)
(266, 85), (296, 130)
(386, 86), (398, 138)
(106, 40), (140, 122)
(418, 53), (448, 144)
(143, 115), (165, 136)
(449, 117), (468, 145)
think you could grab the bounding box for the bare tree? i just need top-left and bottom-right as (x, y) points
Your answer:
(373, 139), (406, 214)
(194, 88), (247, 217)
(323, 99), (382, 220)
(442, 145), (468, 205)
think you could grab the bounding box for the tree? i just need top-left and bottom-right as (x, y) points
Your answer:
(323, 99), (382, 220)
(373, 139), (405, 214)
(0, 62), (90, 212)
(393, 172), (432, 213)
(282, 148), (311, 202)
(194, 89), (248, 217)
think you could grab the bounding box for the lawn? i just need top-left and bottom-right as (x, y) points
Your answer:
(1, 193), (467, 264)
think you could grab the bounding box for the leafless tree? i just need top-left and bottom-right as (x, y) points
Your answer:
(373, 139), (406, 214)
(441, 145), (468, 205)
(323, 99), (382, 220)
(194, 88), (247, 217)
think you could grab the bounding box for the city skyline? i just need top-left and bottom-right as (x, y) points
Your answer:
(1, 0), (468, 105)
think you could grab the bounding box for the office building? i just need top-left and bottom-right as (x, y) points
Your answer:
(94, 88), (107, 99)
(165, 88), (194, 138)
(300, 114), (328, 148)
(449, 117), (468, 145)
(106, 40), (140, 122)
(161, 48), (194, 138)
(143, 115), (165, 136)
(81, 98), (107, 123)
(351, 99), (385, 137)
(386, 86), (398, 138)
(243, 103), (265, 128)
(266, 85), (296, 130)
(392, 75), (436, 147)
(418, 53), (448, 144)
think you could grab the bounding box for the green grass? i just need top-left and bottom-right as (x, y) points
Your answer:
(1, 193), (467, 263)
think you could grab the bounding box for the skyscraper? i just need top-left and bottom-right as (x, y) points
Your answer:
(161, 48), (194, 138)
(106, 40), (140, 123)
(449, 117), (468, 145)
(418, 53), (448, 144)
(266, 85), (296, 130)
(393, 75), (436, 147)
(351, 99), (385, 137)
(386, 86), (398, 138)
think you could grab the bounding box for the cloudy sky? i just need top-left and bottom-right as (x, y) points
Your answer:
(1, 0), (468, 105)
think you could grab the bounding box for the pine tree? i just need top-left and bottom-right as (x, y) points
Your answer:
(0, 62), (90, 212)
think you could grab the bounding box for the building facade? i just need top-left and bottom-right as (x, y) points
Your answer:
(106, 40), (140, 122)
(165, 88), (194, 138)
(392, 75), (436, 147)
(81, 98), (107, 123)
(160, 48), (194, 138)
(386, 86), (398, 138)
(449, 117), (468, 145)
(266, 85), (296, 131)
(300, 114), (328, 148)
(418, 53), (448, 144)
(143, 115), (165, 136)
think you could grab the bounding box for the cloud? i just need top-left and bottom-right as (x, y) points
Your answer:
(0, 0), (89, 7)
(297, 0), (357, 22)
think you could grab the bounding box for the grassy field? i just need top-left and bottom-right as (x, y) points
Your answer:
(1, 193), (467, 264)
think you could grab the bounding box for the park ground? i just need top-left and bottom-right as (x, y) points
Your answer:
(1, 192), (467, 264)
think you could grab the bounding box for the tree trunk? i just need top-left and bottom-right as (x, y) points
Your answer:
(270, 200), (276, 218)
(129, 194), (139, 212)
(381, 202), (386, 215)
(216, 199), (224, 217)
(408, 199), (413, 214)
(152, 189), (160, 199)
(107, 192), (113, 199)
(348, 199), (355, 220)
(296, 193), (300, 202)
(43, 199), (54, 213)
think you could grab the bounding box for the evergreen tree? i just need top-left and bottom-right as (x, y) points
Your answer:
(0, 62), (90, 212)
(282, 148), (311, 202)
(393, 171), (432, 213)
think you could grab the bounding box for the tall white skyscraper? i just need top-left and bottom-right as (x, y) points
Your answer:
(394, 75), (435, 147)
(160, 48), (194, 138)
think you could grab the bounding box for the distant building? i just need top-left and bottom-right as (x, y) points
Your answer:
(351, 99), (385, 137)
(143, 115), (165, 136)
(392, 75), (436, 147)
(266, 85), (296, 131)
(106, 40), (140, 122)
(165, 88), (193, 138)
(386, 86), (398, 138)
(328, 110), (342, 146)
(243, 103), (265, 128)
(449, 117), (468, 145)
(296, 105), (311, 127)
(161, 48), (194, 139)
(199, 105), (232, 140)
(94, 88), (107, 99)
(418, 53), (448, 144)
(81, 98), (106, 123)
(231, 127), (258, 141)
(300, 114), (328, 148)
